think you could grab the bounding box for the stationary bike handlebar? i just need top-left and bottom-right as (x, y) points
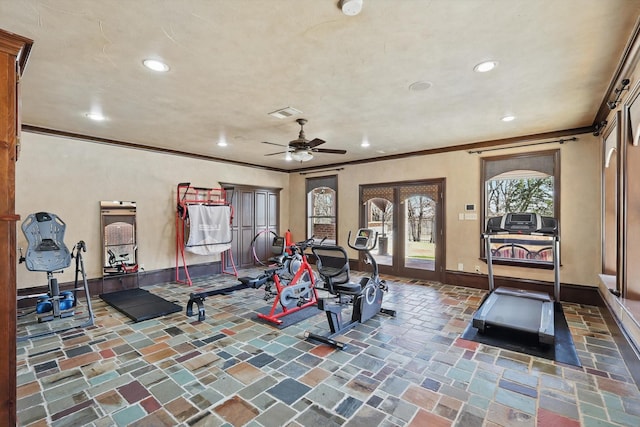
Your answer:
(290, 236), (325, 253)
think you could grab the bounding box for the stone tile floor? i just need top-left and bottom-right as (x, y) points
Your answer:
(15, 270), (640, 426)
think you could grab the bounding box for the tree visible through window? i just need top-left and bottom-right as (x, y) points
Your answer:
(486, 171), (554, 217)
(370, 198), (392, 237)
(406, 196), (435, 242)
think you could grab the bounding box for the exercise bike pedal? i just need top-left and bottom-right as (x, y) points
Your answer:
(380, 307), (397, 317)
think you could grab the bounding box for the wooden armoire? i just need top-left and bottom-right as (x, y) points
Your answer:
(0, 29), (32, 425)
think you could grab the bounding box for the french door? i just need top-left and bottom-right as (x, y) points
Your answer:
(360, 179), (445, 281)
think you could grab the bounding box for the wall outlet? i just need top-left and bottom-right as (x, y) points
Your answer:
(474, 265), (481, 273)
(457, 263), (464, 271)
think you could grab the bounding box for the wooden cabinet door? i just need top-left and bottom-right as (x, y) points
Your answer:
(225, 185), (280, 270)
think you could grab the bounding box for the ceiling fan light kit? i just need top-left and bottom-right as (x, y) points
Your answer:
(262, 118), (347, 162)
(340, 0), (363, 16)
(291, 150), (314, 162)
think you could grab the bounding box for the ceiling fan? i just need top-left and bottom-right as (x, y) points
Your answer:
(263, 118), (347, 162)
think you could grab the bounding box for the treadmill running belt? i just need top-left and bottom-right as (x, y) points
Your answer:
(482, 294), (545, 333)
(461, 302), (581, 367)
(100, 288), (182, 322)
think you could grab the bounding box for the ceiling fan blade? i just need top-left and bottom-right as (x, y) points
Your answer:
(307, 138), (325, 148)
(262, 141), (287, 147)
(288, 140), (308, 149)
(313, 148), (347, 155)
(264, 151), (287, 156)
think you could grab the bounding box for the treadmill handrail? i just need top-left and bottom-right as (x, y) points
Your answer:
(484, 233), (560, 301)
(484, 235), (557, 246)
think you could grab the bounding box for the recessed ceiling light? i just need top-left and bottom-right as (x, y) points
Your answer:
(85, 112), (105, 121)
(473, 60), (498, 73)
(361, 139), (370, 147)
(501, 115), (516, 122)
(409, 81), (432, 91)
(217, 140), (228, 147)
(143, 59), (170, 72)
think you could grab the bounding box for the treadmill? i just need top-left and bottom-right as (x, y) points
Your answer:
(472, 212), (560, 345)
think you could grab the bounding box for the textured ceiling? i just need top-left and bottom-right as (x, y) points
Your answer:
(1, 0), (639, 171)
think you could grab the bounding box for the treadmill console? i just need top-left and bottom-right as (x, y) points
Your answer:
(353, 228), (375, 249)
(486, 212), (558, 235)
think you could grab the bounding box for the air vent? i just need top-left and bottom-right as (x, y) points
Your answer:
(268, 107), (302, 119)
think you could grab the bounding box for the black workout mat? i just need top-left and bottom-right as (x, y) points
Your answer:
(461, 302), (581, 367)
(100, 288), (182, 322)
(254, 305), (320, 329)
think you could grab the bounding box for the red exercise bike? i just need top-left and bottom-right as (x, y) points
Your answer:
(239, 236), (319, 325)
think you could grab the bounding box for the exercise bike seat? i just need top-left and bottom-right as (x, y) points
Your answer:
(268, 254), (286, 265)
(311, 245), (362, 295)
(333, 282), (362, 295)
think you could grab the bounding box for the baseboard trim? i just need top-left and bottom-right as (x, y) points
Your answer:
(17, 261), (224, 304)
(444, 270), (604, 307)
(18, 263), (602, 307)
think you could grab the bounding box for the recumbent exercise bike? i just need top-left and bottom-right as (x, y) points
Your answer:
(305, 228), (396, 349)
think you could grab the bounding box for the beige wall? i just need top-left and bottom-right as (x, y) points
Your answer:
(16, 130), (602, 290)
(289, 132), (602, 288)
(15, 132), (289, 288)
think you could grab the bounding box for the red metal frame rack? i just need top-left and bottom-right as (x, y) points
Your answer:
(175, 182), (237, 286)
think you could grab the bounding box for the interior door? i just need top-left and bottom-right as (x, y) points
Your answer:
(361, 180), (444, 281)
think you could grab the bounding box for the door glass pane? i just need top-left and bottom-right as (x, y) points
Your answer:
(366, 197), (393, 266)
(404, 195), (435, 271)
